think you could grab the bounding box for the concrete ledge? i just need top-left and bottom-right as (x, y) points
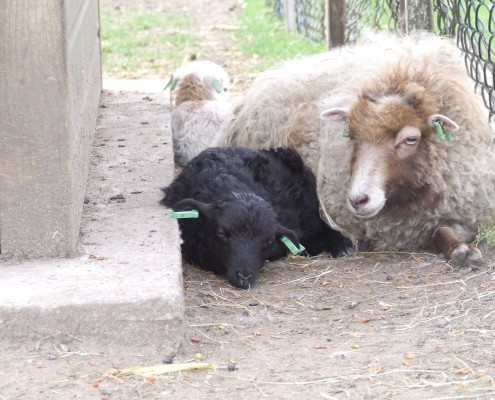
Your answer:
(0, 81), (184, 353)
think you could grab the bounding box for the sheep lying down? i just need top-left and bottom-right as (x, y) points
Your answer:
(166, 60), (232, 166)
(161, 147), (352, 289)
(218, 32), (495, 266)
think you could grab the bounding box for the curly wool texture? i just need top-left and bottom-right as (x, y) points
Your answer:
(161, 147), (352, 288)
(217, 33), (495, 252)
(169, 60), (233, 166)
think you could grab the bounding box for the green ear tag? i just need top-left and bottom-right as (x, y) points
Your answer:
(211, 79), (223, 94)
(280, 236), (305, 255)
(170, 78), (179, 91)
(168, 209), (199, 219)
(342, 117), (350, 138)
(432, 120), (452, 143)
(164, 76), (179, 91)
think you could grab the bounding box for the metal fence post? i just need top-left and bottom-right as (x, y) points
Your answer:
(325, 0), (345, 49)
(397, 0), (434, 33)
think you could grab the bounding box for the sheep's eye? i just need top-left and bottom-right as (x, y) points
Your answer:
(405, 137), (419, 145)
(217, 228), (229, 239)
(223, 88), (228, 92)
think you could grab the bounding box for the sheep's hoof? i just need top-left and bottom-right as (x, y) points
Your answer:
(450, 244), (482, 267)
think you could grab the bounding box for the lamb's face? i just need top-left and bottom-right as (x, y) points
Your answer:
(213, 198), (282, 289)
(170, 60), (231, 105)
(170, 195), (300, 289)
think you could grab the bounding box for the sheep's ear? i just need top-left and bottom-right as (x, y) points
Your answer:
(428, 114), (459, 132)
(320, 107), (350, 123)
(275, 225), (300, 248)
(171, 198), (212, 217)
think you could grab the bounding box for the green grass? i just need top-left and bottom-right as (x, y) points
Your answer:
(234, 0), (326, 71)
(100, 8), (199, 74)
(473, 223), (495, 249)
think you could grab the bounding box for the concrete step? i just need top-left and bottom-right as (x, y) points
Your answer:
(0, 80), (184, 353)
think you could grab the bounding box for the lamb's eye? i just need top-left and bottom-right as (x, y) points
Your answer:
(217, 228), (229, 238)
(405, 137), (418, 145)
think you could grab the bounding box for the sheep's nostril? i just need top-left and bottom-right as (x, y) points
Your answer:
(349, 194), (369, 209)
(237, 271), (253, 282)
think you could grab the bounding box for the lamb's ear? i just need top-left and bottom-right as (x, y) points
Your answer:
(211, 79), (223, 94)
(320, 107), (350, 123)
(275, 225), (300, 248)
(428, 114), (459, 132)
(164, 75), (179, 91)
(171, 198), (212, 217)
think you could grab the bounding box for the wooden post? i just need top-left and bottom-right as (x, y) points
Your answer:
(397, 0), (434, 34)
(325, 0), (345, 49)
(0, 0), (101, 259)
(285, 0), (297, 32)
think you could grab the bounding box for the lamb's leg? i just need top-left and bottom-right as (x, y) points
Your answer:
(432, 226), (482, 266)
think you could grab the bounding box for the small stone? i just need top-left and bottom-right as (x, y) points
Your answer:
(248, 301), (259, 306)
(227, 362), (236, 371)
(348, 301), (360, 309)
(109, 193), (125, 200)
(162, 355), (174, 364)
(330, 351), (347, 360)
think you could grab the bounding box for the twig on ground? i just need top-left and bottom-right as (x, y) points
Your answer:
(231, 375), (340, 386)
(194, 328), (229, 345)
(274, 270), (335, 286)
(254, 383), (269, 397)
(482, 308), (495, 321)
(452, 355), (476, 375)
(105, 362), (215, 378)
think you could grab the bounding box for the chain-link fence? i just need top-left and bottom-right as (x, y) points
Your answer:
(436, 0), (495, 119)
(268, 0), (495, 119)
(343, 0), (399, 43)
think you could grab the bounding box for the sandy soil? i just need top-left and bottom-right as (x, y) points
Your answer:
(1, 1), (494, 399)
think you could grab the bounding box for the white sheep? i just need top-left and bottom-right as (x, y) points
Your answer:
(166, 60), (232, 166)
(217, 33), (495, 265)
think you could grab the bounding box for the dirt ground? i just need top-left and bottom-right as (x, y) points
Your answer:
(2, 1), (495, 399)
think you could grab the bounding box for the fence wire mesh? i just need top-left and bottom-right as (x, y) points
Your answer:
(267, 0), (495, 118)
(436, 0), (495, 118)
(295, 0), (326, 42)
(345, 0), (399, 42)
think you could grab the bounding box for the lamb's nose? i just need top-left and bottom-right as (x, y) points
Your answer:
(237, 271), (253, 288)
(349, 194), (369, 210)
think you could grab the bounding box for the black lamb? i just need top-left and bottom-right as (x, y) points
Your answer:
(161, 146), (352, 289)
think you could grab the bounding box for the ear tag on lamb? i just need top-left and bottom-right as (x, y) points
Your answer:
(432, 120), (452, 143)
(280, 236), (305, 255)
(342, 117), (350, 138)
(164, 76), (179, 91)
(168, 209), (199, 219)
(211, 79), (223, 94)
